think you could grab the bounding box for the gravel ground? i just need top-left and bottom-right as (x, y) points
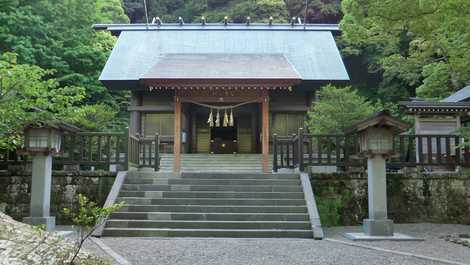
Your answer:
(93, 223), (470, 265)
(82, 239), (114, 261)
(326, 223), (470, 265)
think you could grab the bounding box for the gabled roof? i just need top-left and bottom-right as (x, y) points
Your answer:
(93, 23), (341, 35)
(141, 54), (301, 88)
(345, 110), (409, 134)
(442, 85), (470, 102)
(95, 23), (350, 90)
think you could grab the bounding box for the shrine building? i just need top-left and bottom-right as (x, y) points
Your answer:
(93, 22), (350, 173)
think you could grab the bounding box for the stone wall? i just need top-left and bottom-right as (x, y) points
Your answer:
(0, 168), (115, 224)
(312, 170), (470, 226)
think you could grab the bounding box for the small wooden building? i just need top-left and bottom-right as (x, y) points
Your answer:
(94, 23), (350, 172)
(400, 101), (470, 135)
(400, 99), (470, 169)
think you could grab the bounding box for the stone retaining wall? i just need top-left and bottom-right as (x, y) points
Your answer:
(311, 170), (470, 226)
(0, 169), (115, 224)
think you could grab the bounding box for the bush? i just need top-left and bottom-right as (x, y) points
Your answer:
(306, 85), (378, 134)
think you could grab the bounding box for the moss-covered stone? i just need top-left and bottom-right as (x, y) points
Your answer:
(311, 171), (470, 226)
(0, 170), (115, 224)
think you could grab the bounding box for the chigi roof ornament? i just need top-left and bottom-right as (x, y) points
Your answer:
(152, 16), (162, 26)
(291, 17), (296, 26)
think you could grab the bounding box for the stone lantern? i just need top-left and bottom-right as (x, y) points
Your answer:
(24, 127), (63, 154)
(344, 110), (417, 240)
(21, 121), (79, 230)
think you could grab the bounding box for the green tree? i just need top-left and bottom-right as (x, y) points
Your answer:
(0, 53), (85, 149)
(63, 194), (123, 265)
(285, 0), (342, 23)
(0, 0), (128, 133)
(97, 0), (130, 23)
(230, 0), (288, 23)
(340, 0), (470, 101)
(306, 85), (378, 134)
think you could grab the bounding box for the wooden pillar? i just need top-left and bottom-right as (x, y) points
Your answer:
(129, 91), (142, 136)
(261, 90), (270, 173)
(174, 96), (182, 173)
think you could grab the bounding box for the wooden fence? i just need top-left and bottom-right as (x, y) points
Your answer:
(128, 134), (173, 171)
(273, 129), (470, 172)
(1, 132), (174, 171)
(55, 132), (128, 170)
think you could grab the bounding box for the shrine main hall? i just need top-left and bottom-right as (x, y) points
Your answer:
(94, 22), (349, 173)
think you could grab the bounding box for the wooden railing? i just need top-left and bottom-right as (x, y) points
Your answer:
(56, 132), (128, 170)
(0, 151), (27, 169)
(273, 130), (470, 172)
(1, 132), (174, 172)
(128, 134), (173, 171)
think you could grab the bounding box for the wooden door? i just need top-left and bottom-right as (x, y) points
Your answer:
(196, 113), (210, 153)
(238, 113), (253, 153)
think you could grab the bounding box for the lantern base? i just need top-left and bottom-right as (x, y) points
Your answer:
(344, 232), (422, 241)
(23, 216), (56, 231)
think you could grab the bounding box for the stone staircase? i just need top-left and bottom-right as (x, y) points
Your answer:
(102, 171), (313, 238)
(158, 154), (272, 173)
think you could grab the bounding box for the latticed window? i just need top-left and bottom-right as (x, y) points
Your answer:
(270, 113), (306, 136)
(142, 113), (174, 137)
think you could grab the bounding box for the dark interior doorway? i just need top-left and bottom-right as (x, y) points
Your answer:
(211, 125), (237, 154)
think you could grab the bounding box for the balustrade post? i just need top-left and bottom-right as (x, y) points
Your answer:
(154, 133), (160, 172)
(124, 129), (129, 170)
(298, 128), (304, 172)
(273, 134), (278, 172)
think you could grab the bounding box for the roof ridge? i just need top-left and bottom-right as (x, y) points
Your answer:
(93, 23), (340, 35)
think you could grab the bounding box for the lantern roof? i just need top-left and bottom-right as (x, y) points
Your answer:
(345, 110), (410, 134)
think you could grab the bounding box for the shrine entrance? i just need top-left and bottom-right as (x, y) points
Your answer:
(139, 54), (302, 173)
(210, 125), (237, 154)
(192, 106), (257, 154)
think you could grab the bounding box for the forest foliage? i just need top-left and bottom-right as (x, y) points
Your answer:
(1, 0), (469, 144)
(0, 0), (128, 148)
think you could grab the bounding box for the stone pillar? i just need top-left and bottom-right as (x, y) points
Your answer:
(363, 155), (393, 236)
(23, 154), (55, 230)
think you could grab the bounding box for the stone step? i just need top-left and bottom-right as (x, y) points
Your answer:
(160, 155), (267, 159)
(160, 159), (262, 166)
(120, 205), (308, 213)
(125, 178), (300, 186)
(120, 184), (302, 192)
(116, 197), (307, 206)
(160, 159), (265, 163)
(102, 228), (313, 238)
(165, 178), (300, 186)
(126, 172), (178, 178)
(110, 212), (309, 221)
(106, 220), (311, 230)
(124, 175), (298, 184)
(180, 173), (298, 179)
(118, 191), (305, 199)
(161, 169), (265, 173)
(103, 169), (312, 239)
